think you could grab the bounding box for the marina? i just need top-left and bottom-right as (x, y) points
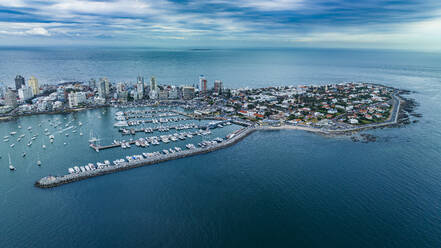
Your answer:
(36, 127), (255, 188)
(0, 105), (242, 184)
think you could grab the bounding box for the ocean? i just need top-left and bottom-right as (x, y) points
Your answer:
(0, 47), (441, 247)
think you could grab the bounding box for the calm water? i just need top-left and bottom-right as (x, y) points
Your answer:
(1, 47), (441, 247)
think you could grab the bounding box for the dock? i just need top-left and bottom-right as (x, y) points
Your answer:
(35, 127), (255, 188)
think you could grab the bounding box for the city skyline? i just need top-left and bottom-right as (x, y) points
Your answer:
(0, 0), (440, 50)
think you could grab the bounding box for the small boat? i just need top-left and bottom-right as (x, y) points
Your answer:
(27, 126), (32, 130)
(37, 160), (41, 166)
(18, 125), (21, 129)
(79, 132), (83, 136)
(22, 152), (26, 157)
(8, 154), (15, 171)
(10, 143), (15, 148)
(64, 142), (67, 145)
(27, 141), (32, 146)
(10, 131), (17, 135)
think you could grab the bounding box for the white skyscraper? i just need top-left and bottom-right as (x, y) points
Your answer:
(137, 80), (144, 99)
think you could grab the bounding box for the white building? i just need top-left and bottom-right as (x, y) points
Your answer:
(168, 87), (178, 99)
(68, 92), (86, 108)
(18, 86), (33, 100)
(349, 118), (359, 124)
(53, 101), (63, 109)
(149, 90), (158, 100)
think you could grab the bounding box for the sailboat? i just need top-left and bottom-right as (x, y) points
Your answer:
(8, 153), (15, 170)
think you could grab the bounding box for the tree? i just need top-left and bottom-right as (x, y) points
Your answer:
(287, 114), (296, 120)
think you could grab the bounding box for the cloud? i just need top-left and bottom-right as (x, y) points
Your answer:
(25, 27), (50, 36)
(0, 0), (440, 49)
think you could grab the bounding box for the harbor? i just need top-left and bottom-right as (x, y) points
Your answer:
(36, 127), (255, 188)
(29, 95), (403, 189)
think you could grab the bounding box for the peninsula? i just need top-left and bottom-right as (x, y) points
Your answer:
(32, 80), (416, 188)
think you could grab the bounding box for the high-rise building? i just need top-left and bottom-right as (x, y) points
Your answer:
(5, 89), (18, 108)
(214, 80), (223, 94)
(89, 78), (96, 89)
(137, 76), (144, 85)
(102, 77), (110, 96)
(199, 75), (207, 93)
(28, 76), (40, 95)
(18, 86), (33, 100)
(182, 86), (195, 100)
(150, 76), (157, 91)
(137, 79), (144, 99)
(98, 78), (107, 99)
(15, 75), (25, 90)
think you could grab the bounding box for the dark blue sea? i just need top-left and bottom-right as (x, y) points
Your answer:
(0, 47), (441, 247)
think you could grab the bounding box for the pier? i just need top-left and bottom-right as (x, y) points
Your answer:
(90, 129), (212, 151)
(35, 127), (255, 188)
(35, 94), (403, 189)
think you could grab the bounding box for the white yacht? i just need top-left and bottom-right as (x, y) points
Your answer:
(114, 121), (129, 127)
(8, 154), (15, 171)
(10, 143), (15, 148)
(10, 131), (17, 135)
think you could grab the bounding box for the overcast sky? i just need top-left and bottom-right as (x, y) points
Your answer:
(1, 0), (441, 50)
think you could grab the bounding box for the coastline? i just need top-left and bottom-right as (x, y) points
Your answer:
(34, 93), (408, 188)
(0, 105), (108, 122)
(35, 103), (403, 189)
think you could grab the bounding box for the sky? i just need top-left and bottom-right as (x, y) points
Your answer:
(0, 0), (441, 50)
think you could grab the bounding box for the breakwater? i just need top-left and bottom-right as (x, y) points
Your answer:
(35, 127), (256, 188)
